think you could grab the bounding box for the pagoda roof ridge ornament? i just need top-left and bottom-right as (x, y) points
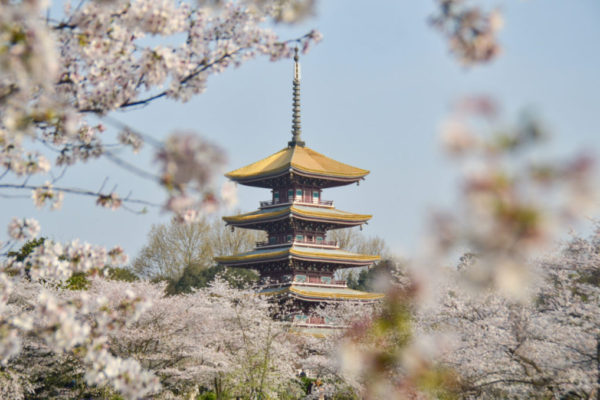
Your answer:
(288, 47), (305, 148)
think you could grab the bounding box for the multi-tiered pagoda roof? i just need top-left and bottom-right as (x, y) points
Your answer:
(223, 204), (371, 230)
(225, 145), (369, 188)
(218, 246), (379, 268)
(215, 49), (383, 326)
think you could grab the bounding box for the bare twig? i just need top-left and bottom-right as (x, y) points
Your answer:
(0, 183), (160, 208)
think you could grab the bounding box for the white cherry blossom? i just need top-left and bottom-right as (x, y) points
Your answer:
(7, 218), (41, 241)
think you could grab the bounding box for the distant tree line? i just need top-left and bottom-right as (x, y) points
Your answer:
(134, 218), (395, 295)
(133, 215), (264, 294)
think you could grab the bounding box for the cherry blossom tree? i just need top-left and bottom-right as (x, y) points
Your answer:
(325, 102), (598, 398)
(0, 0), (596, 399)
(1, 0), (321, 396)
(103, 278), (303, 398)
(1, 0), (321, 216)
(417, 230), (600, 399)
(0, 0), (509, 219)
(2, 274), (309, 399)
(0, 248), (159, 398)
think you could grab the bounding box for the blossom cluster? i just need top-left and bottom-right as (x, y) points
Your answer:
(431, 97), (597, 296)
(0, 218), (157, 399)
(7, 218), (40, 242)
(310, 101), (599, 397)
(417, 235), (600, 398)
(157, 133), (226, 219)
(2, 268), (311, 398)
(7, 236), (127, 283)
(430, 0), (503, 65)
(32, 182), (64, 210)
(0, 0), (321, 215)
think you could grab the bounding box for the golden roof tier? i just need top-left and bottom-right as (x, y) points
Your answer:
(223, 204), (371, 231)
(260, 284), (384, 302)
(225, 145), (369, 188)
(215, 244), (380, 269)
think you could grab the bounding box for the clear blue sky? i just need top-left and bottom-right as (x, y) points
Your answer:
(3, 0), (600, 260)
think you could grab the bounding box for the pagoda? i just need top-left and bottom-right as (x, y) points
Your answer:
(215, 51), (383, 333)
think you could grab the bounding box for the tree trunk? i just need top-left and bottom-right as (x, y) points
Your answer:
(214, 375), (223, 400)
(597, 334), (599, 400)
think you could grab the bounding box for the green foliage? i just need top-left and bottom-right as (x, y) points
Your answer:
(39, 369), (78, 397)
(297, 376), (359, 399)
(346, 258), (397, 292)
(576, 268), (600, 288)
(64, 272), (90, 291)
(5, 237), (46, 277)
(299, 375), (315, 394)
(346, 269), (369, 291)
(415, 366), (461, 400)
(331, 386), (360, 400)
(197, 392), (217, 400)
(6, 237), (45, 261)
(105, 267), (138, 282)
(166, 264), (258, 295)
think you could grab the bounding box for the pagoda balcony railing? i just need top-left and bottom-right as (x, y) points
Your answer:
(300, 316), (326, 325)
(301, 277), (347, 286)
(294, 322), (346, 329)
(259, 280), (348, 289)
(255, 239), (339, 248)
(259, 199), (334, 209)
(292, 316), (348, 328)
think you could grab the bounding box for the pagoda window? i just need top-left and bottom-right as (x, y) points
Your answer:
(294, 314), (308, 322)
(321, 276), (332, 284)
(286, 234), (293, 242)
(295, 189), (302, 201)
(273, 191), (279, 203)
(295, 274), (307, 283)
(269, 236), (277, 244)
(287, 189), (293, 201)
(313, 190), (319, 203)
(316, 236), (323, 244)
(296, 234), (304, 241)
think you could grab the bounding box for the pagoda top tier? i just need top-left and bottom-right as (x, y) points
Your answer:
(225, 145), (369, 188)
(225, 49), (369, 189)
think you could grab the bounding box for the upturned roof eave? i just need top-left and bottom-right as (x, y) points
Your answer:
(222, 208), (372, 227)
(225, 167), (368, 186)
(214, 247), (380, 267)
(258, 285), (385, 302)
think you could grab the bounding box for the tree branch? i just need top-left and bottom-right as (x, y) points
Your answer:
(0, 183), (160, 208)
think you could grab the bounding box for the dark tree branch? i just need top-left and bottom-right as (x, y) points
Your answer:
(79, 34), (310, 114)
(0, 183), (160, 208)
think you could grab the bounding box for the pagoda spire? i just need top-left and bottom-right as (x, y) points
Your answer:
(288, 48), (305, 147)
